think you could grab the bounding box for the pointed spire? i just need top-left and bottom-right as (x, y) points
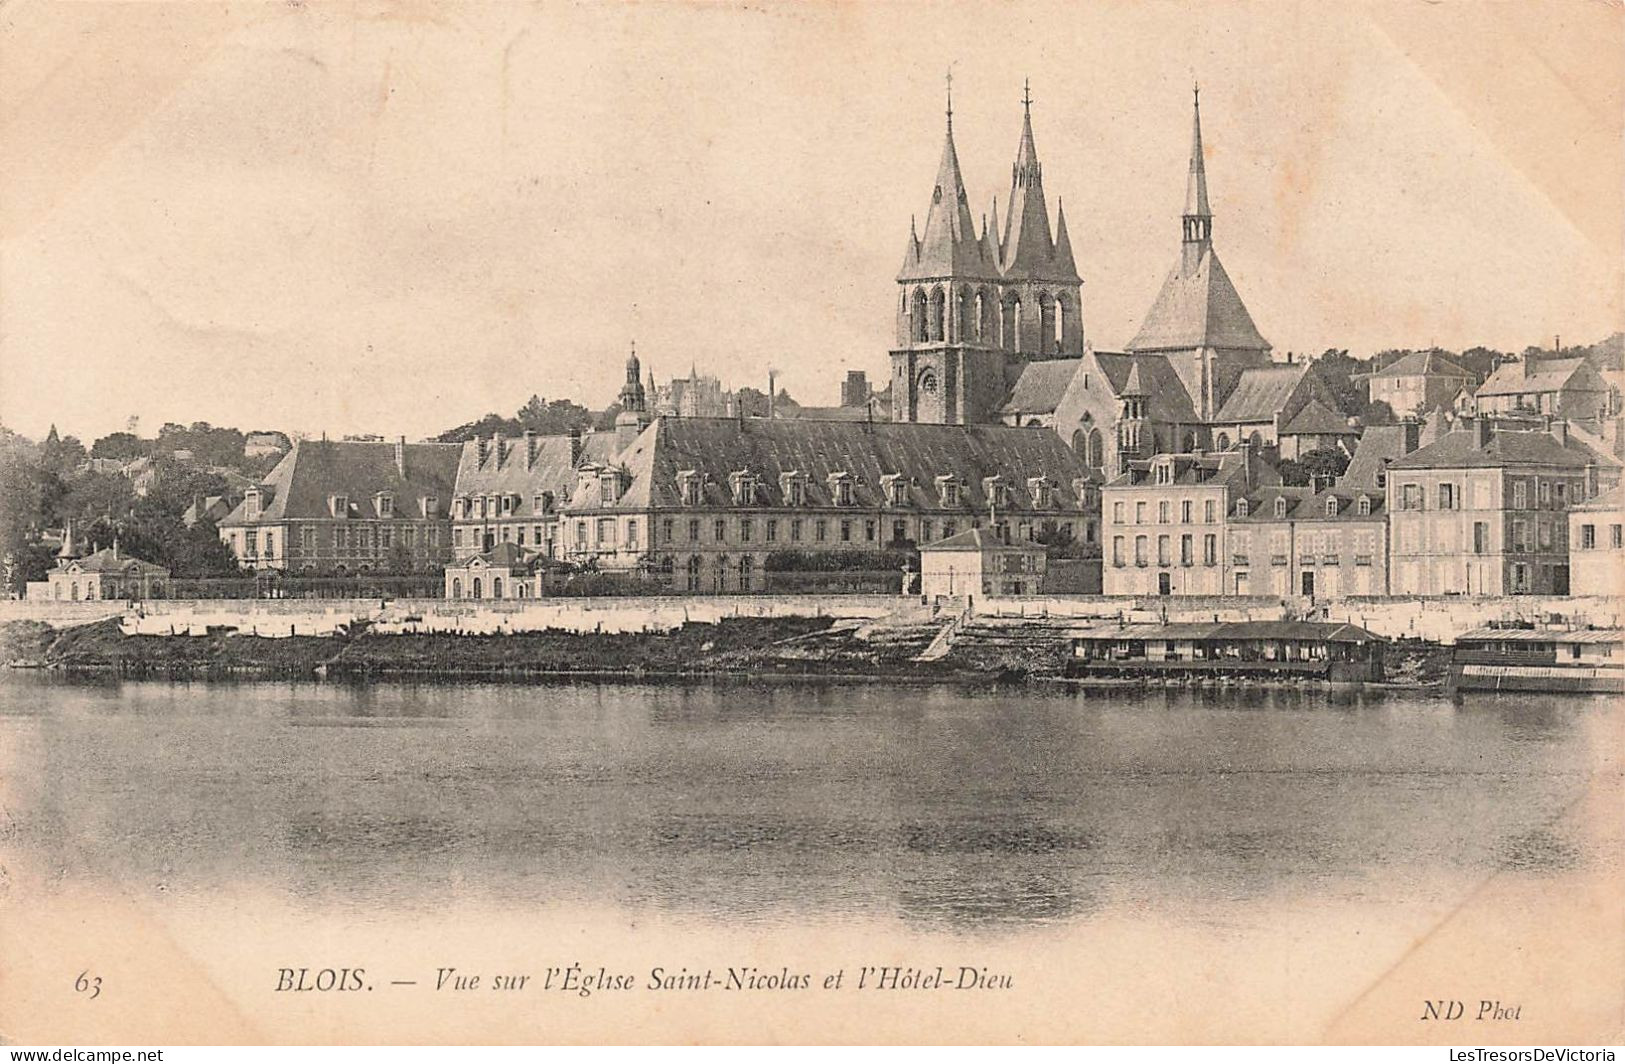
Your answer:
(1053, 198), (1078, 276)
(899, 87), (991, 281)
(1183, 83), (1212, 244)
(57, 518), (78, 559)
(1002, 81), (1066, 280)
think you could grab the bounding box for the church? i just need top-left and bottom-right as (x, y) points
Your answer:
(890, 85), (1350, 476)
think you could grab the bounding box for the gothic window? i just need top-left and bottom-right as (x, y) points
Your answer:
(929, 287), (946, 342)
(918, 370), (938, 396)
(1037, 293), (1056, 357)
(1087, 429), (1104, 471)
(974, 291), (987, 340)
(912, 288), (929, 343)
(1071, 430), (1086, 460)
(1216, 432), (1231, 451)
(1053, 293), (1068, 352)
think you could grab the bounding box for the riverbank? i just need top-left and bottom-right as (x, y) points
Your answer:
(2, 614), (1455, 688)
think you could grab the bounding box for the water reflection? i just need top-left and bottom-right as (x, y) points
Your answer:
(0, 674), (1609, 929)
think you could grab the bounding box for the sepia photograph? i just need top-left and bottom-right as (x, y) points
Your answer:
(1, 0), (1621, 1049)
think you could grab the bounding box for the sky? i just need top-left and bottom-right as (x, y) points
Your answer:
(1, 1), (1621, 442)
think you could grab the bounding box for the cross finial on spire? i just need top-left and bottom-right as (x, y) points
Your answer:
(1022, 78), (1032, 115)
(1193, 80), (1200, 108)
(945, 67), (954, 131)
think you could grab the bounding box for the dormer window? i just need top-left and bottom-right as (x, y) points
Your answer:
(1274, 497), (1288, 519)
(329, 494), (349, 519)
(1357, 495), (1371, 516)
(982, 475), (1008, 509)
(1325, 496), (1338, 517)
(1237, 499), (1250, 518)
(244, 488), (261, 521)
(779, 471), (808, 507)
(420, 496), (438, 518)
(534, 492), (555, 515)
(376, 491), (394, 518)
(729, 471), (758, 506)
(936, 475), (962, 508)
(1154, 461), (1173, 486)
(599, 469), (625, 507)
(1376, 460), (1389, 490)
(677, 470), (702, 506)
(1028, 476), (1054, 509)
(880, 473), (907, 507)
(826, 472), (854, 507)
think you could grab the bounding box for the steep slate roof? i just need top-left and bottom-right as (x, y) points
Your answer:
(1389, 429), (1591, 470)
(898, 115), (1000, 282)
(923, 527), (1043, 553)
(1280, 398), (1358, 436)
(1573, 483), (1623, 511)
(1340, 424), (1417, 491)
(1000, 358), (1084, 416)
(1092, 352), (1200, 423)
(1477, 358), (1595, 397)
(60, 546), (168, 576)
(1230, 484), (1383, 522)
(1125, 247), (1270, 354)
(1211, 364), (1308, 424)
(1108, 448), (1281, 489)
(220, 439), (463, 524)
(1372, 350), (1473, 379)
(576, 416), (1094, 514)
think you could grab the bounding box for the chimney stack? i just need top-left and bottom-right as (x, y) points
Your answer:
(569, 427), (583, 465)
(1474, 417), (1494, 448)
(394, 435), (406, 478)
(1550, 419), (1568, 447)
(477, 437), (489, 464)
(492, 431), (505, 469)
(768, 371), (776, 420)
(523, 429), (537, 468)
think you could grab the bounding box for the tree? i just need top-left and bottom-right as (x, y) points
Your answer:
(91, 432), (145, 460)
(1278, 447), (1350, 488)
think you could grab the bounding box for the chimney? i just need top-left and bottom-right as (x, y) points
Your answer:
(1551, 419), (1568, 447)
(492, 431), (505, 469)
(394, 435), (406, 478)
(1474, 417), (1494, 448)
(477, 436), (489, 465)
(113, 536), (120, 560)
(523, 429), (537, 468)
(768, 371), (776, 420)
(569, 427), (583, 465)
(1400, 420), (1421, 455)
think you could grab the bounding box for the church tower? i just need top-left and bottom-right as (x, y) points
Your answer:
(1125, 89), (1271, 421)
(892, 77), (1005, 424)
(996, 81), (1083, 361)
(615, 342), (651, 450)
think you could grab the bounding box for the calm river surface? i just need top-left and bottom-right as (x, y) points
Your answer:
(0, 675), (1615, 929)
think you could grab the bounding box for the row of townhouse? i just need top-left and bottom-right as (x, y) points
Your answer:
(1101, 418), (1621, 600)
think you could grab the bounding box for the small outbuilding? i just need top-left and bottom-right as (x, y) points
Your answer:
(919, 527), (1046, 599)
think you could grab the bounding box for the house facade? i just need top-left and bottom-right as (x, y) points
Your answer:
(1568, 484), (1623, 596)
(919, 528), (1047, 598)
(1101, 449), (1279, 596)
(1225, 486), (1389, 598)
(1367, 351), (1477, 418)
(1385, 424), (1589, 596)
(217, 438), (461, 572)
(1475, 357), (1614, 420)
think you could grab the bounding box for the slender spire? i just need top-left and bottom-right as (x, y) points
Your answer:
(1183, 83), (1212, 244)
(1002, 80), (1056, 278)
(945, 67), (953, 132)
(899, 86), (988, 280)
(1053, 198), (1078, 276)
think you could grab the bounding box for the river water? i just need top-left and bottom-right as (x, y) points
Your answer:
(1, 675), (1614, 932)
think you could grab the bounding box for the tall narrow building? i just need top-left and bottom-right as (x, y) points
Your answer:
(997, 81), (1084, 361)
(892, 81), (1006, 424)
(1125, 88), (1271, 422)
